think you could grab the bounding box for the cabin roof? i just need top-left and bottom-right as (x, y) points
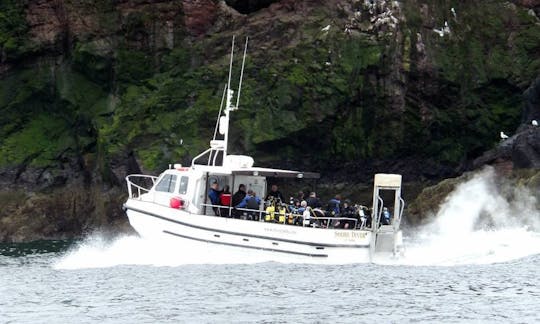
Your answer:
(189, 165), (319, 179)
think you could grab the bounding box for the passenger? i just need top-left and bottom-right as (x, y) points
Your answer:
(236, 189), (262, 220)
(306, 192), (322, 208)
(339, 200), (356, 229)
(382, 207), (392, 225)
(294, 200), (308, 226)
(327, 194), (341, 216)
(265, 184), (284, 202)
(208, 181), (222, 216)
(297, 191), (305, 202)
(302, 205), (312, 227)
(219, 185), (232, 217)
(297, 200), (307, 214)
(231, 184), (246, 218)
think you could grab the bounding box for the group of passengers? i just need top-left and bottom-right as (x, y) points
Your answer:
(209, 182), (261, 219)
(208, 182), (390, 228)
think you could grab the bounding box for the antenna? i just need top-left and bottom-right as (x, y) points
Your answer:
(226, 36), (235, 111)
(234, 37), (249, 110)
(213, 83), (227, 140)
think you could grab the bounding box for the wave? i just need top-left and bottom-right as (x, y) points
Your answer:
(393, 167), (540, 266)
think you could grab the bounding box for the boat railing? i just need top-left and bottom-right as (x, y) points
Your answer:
(126, 174), (158, 199)
(200, 203), (360, 229)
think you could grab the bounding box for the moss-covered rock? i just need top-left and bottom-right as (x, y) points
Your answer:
(1, 0), (540, 241)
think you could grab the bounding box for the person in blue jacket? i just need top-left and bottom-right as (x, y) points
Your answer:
(382, 207), (392, 225)
(327, 194), (341, 216)
(236, 190), (261, 220)
(236, 189), (261, 209)
(208, 181), (222, 216)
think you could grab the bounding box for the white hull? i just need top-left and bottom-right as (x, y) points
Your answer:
(125, 199), (374, 262)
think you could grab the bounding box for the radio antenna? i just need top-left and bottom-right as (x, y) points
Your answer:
(235, 37), (249, 110)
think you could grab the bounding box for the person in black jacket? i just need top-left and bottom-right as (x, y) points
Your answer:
(231, 184), (246, 218)
(265, 184), (284, 202)
(306, 192), (322, 208)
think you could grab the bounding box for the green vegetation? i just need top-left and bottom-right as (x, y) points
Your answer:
(0, 0), (30, 60)
(0, 0), (538, 177)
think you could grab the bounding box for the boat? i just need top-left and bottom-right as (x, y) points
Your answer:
(123, 37), (405, 262)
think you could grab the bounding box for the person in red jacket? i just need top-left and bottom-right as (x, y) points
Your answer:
(220, 185), (232, 217)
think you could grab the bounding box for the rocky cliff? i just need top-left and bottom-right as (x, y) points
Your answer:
(1, 0), (539, 241)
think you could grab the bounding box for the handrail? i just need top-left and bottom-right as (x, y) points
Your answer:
(375, 195), (384, 231)
(191, 147), (214, 166)
(395, 197), (405, 230)
(126, 174), (158, 199)
(200, 203), (360, 229)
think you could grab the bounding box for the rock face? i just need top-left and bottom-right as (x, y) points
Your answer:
(474, 77), (540, 170)
(0, 0), (540, 241)
(408, 168), (540, 226)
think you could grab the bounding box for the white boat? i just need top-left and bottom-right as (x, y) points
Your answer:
(123, 37), (405, 262)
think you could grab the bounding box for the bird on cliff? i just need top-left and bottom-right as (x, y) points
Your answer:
(321, 25), (331, 32)
(451, 7), (457, 19)
(433, 21), (451, 37)
(500, 131), (509, 140)
(532, 120), (538, 126)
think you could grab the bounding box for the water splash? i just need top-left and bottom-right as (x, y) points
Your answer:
(53, 233), (307, 270)
(397, 167), (540, 266)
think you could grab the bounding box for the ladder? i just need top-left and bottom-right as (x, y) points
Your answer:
(369, 174), (405, 260)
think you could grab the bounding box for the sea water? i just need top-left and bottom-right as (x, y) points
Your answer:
(1, 168), (540, 323)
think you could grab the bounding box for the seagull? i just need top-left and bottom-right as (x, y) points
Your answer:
(179, 138), (184, 145)
(532, 120), (538, 126)
(451, 7), (457, 19)
(500, 131), (509, 140)
(321, 25), (331, 32)
(443, 21), (450, 33)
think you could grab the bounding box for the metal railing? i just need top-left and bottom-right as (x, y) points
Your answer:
(126, 174), (158, 199)
(200, 203), (361, 229)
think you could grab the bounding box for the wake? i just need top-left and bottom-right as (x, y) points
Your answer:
(54, 167), (540, 269)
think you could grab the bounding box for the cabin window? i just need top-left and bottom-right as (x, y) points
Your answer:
(155, 174), (177, 193)
(178, 176), (189, 195)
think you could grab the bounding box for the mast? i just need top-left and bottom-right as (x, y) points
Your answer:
(222, 36), (248, 161)
(192, 36), (249, 167)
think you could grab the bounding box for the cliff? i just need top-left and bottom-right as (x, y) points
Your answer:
(0, 0), (539, 241)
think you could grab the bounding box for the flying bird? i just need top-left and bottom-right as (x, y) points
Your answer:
(532, 120), (538, 126)
(500, 131), (509, 140)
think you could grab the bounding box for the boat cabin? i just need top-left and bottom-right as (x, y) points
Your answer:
(141, 154), (319, 218)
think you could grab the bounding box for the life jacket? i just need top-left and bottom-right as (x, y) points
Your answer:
(220, 193), (231, 206)
(278, 206), (286, 223)
(265, 205), (275, 222)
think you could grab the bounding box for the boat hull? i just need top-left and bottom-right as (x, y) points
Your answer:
(125, 199), (373, 263)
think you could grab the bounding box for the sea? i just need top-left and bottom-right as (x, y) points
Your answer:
(1, 168), (539, 323)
